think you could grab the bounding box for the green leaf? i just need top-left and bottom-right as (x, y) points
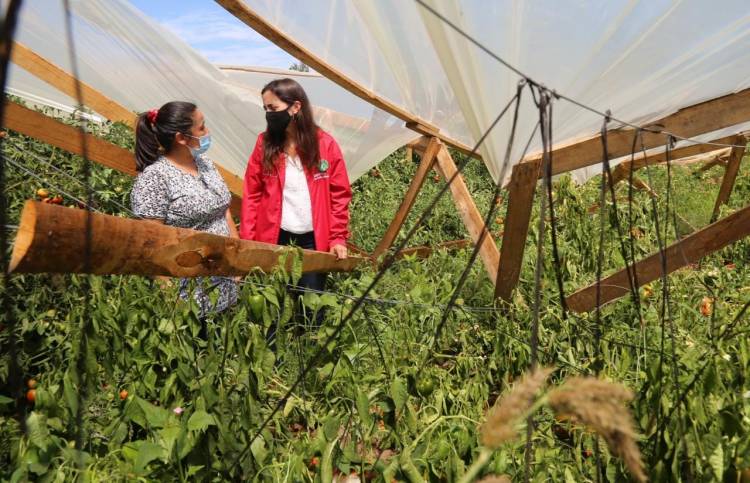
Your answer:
(187, 465), (204, 477)
(390, 377), (408, 413)
(158, 425), (181, 460)
(0, 394), (14, 406)
(283, 397), (297, 418)
(134, 441), (165, 474)
(136, 397), (171, 428)
(63, 371), (78, 417)
(187, 410), (215, 432)
(323, 416), (340, 442)
(26, 412), (50, 451)
(250, 436), (268, 464)
(709, 443), (724, 481)
(356, 390), (372, 427)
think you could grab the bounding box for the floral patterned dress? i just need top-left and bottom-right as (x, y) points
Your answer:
(131, 154), (238, 316)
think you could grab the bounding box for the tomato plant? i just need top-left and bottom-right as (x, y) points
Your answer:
(2, 108), (750, 481)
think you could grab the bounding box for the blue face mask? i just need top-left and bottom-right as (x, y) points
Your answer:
(186, 133), (212, 158)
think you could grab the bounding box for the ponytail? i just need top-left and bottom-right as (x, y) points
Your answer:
(134, 101), (197, 172)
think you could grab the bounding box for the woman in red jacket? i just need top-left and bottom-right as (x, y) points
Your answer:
(240, 78), (352, 293)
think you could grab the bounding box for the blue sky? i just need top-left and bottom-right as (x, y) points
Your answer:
(129, 0), (297, 68)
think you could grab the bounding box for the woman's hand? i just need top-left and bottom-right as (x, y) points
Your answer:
(330, 244), (348, 260)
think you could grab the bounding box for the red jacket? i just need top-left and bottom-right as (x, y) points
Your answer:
(239, 130), (352, 251)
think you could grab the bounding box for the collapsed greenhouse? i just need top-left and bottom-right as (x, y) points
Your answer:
(2, 0), (750, 480)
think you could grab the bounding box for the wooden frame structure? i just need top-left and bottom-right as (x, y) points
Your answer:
(6, 13), (750, 300)
(215, 0), (750, 303)
(9, 41), (245, 208)
(5, 42), (475, 272)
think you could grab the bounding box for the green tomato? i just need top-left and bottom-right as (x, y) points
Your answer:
(415, 374), (436, 397)
(248, 294), (265, 320)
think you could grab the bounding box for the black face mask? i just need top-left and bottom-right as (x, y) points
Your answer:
(265, 109), (292, 138)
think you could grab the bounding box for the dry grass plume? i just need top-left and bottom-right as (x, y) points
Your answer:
(548, 376), (646, 482)
(480, 367), (553, 448)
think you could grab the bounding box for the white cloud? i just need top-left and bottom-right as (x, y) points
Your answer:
(159, 9), (296, 68)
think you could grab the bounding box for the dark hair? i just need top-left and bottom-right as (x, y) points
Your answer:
(135, 101), (197, 171)
(261, 78), (320, 171)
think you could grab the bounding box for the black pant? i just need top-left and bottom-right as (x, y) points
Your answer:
(277, 230), (327, 293)
(266, 231), (327, 350)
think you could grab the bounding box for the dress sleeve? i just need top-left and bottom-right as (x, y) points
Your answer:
(131, 167), (170, 220)
(326, 137), (352, 248)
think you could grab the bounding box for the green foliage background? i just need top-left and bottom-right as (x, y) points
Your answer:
(1, 108), (750, 482)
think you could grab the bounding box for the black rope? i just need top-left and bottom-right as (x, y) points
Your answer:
(424, 80), (525, 357)
(62, 0), (95, 463)
(0, 0), (26, 431)
(626, 131), (644, 326)
(593, 113), (611, 376)
(541, 89), (568, 316)
(524, 86), (552, 483)
(5, 138), (136, 216)
(412, 0), (747, 151)
(600, 119), (640, 308)
(591, 113), (615, 483)
(662, 137), (692, 481)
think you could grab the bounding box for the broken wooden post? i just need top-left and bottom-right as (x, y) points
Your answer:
(608, 137), (738, 186)
(372, 137), (440, 258)
(711, 135), (748, 222)
(566, 203), (750, 312)
(433, 144), (500, 281)
(9, 201), (363, 277)
(495, 159), (542, 300)
(394, 239), (472, 260)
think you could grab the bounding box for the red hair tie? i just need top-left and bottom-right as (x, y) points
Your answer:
(147, 108), (159, 124)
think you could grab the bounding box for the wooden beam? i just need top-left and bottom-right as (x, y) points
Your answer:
(10, 43), (246, 203)
(630, 176), (658, 198)
(495, 159), (542, 300)
(711, 135), (748, 222)
(692, 151), (729, 174)
(11, 41), (136, 129)
(407, 136), (432, 156)
(394, 239), (472, 260)
(566, 203), (750, 312)
(9, 201), (362, 277)
(214, 0), (481, 160)
(3, 100), (243, 214)
(346, 242), (371, 259)
(609, 135), (740, 185)
(5, 100), (137, 175)
(372, 137), (441, 258)
(433, 144), (500, 280)
(525, 89), (750, 177)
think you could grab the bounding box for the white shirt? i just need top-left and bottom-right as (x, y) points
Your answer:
(280, 154), (314, 234)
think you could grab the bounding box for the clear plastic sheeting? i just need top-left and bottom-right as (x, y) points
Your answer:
(244, 0), (750, 183)
(219, 66), (415, 178)
(6, 0), (416, 181)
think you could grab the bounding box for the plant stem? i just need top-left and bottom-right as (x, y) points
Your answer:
(458, 447), (493, 483)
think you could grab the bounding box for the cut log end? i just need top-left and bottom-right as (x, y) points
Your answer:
(8, 200), (38, 274)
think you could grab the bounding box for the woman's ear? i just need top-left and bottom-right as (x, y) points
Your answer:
(174, 132), (189, 147)
(290, 100), (302, 116)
